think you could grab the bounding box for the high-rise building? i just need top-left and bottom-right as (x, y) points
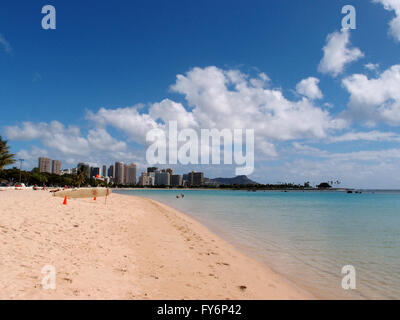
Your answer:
(90, 167), (100, 178)
(139, 172), (147, 186)
(155, 172), (170, 186)
(188, 171), (204, 186)
(187, 171), (194, 185)
(148, 172), (155, 185)
(102, 165), (107, 177)
(38, 157), (51, 173)
(115, 162), (124, 184)
(77, 163), (90, 178)
(147, 167), (158, 173)
(108, 165), (115, 178)
(124, 163), (137, 185)
(161, 168), (174, 175)
(194, 172), (204, 186)
(124, 164), (128, 184)
(51, 160), (62, 175)
(171, 174), (183, 187)
(139, 172), (154, 186)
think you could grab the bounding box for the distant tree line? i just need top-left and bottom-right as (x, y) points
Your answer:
(1, 167), (322, 190)
(0, 167), (110, 188)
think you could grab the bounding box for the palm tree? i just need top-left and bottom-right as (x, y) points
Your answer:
(75, 168), (87, 188)
(0, 136), (15, 170)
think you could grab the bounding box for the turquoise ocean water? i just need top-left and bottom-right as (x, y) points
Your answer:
(115, 189), (400, 299)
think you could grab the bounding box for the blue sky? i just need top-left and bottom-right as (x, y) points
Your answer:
(1, 0), (400, 188)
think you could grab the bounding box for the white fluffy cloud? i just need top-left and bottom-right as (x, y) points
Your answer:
(295, 77), (323, 100)
(373, 0), (400, 42)
(342, 64), (400, 125)
(149, 99), (198, 129)
(5, 121), (129, 165)
(7, 67), (346, 168)
(87, 67), (343, 150)
(87, 105), (159, 144)
(171, 67), (343, 140)
(318, 29), (364, 77)
(14, 146), (49, 169)
(364, 63), (380, 72)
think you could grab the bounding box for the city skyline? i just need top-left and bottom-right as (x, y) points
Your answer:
(33, 156), (212, 187)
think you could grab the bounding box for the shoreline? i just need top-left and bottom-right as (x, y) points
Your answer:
(118, 192), (315, 299)
(113, 187), (351, 192)
(0, 189), (312, 299)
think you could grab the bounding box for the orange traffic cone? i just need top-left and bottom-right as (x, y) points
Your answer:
(63, 196), (67, 205)
(93, 197), (96, 201)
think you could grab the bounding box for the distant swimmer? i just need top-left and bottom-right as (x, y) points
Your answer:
(176, 195), (180, 199)
(181, 193), (184, 198)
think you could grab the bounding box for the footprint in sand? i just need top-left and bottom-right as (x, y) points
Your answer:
(114, 266), (128, 274)
(62, 277), (73, 283)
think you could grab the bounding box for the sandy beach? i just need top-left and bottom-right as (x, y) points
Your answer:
(0, 189), (311, 300)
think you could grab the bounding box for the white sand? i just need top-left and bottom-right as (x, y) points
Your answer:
(0, 189), (311, 299)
